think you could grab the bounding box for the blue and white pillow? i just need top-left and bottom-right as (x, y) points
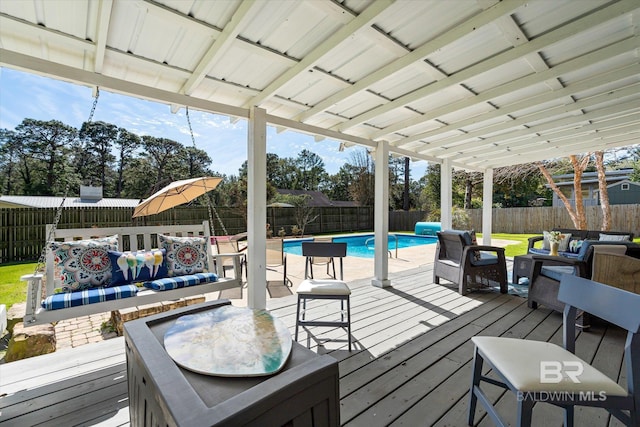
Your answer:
(159, 235), (209, 277)
(568, 239), (583, 253)
(108, 249), (168, 286)
(49, 236), (118, 292)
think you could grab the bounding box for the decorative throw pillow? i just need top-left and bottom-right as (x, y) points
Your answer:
(558, 233), (572, 252)
(467, 229), (482, 261)
(108, 249), (168, 286)
(599, 233), (630, 242)
(542, 231), (552, 250)
(49, 235), (118, 292)
(159, 234), (209, 276)
(569, 239), (583, 253)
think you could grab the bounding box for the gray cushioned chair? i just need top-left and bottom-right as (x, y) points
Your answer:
(469, 274), (639, 427)
(433, 230), (507, 295)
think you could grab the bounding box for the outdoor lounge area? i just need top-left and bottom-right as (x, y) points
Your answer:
(1, 246), (635, 426)
(1, 0), (640, 425)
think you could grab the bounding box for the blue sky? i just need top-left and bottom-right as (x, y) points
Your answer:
(0, 67), (427, 178)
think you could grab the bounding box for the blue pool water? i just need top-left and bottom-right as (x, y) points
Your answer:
(283, 234), (437, 258)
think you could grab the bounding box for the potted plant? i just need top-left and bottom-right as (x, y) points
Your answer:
(548, 231), (564, 256)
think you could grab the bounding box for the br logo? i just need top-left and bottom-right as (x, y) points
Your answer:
(540, 361), (584, 383)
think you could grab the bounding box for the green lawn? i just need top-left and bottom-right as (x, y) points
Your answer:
(478, 233), (537, 258)
(0, 262), (36, 311)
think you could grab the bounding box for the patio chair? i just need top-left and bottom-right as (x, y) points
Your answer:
(468, 274), (639, 427)
(295, 242), (351, 351)
(212, 236), (246, 281)
(266, 238), (290, 286)
(307, 236), (337, 279)
(433, 230), (507, 295)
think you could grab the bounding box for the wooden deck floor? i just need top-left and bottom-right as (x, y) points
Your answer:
(0, 264), (629, 426)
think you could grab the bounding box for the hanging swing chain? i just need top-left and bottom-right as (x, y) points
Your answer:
(87, 87), (100, 123)
(186, 106), (197, 148)
(186, 106), (229, 237)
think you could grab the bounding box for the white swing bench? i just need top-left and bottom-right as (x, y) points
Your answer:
(21, 221), (243, 326)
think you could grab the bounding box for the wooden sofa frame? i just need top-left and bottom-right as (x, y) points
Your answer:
(21, 221), (243, 326)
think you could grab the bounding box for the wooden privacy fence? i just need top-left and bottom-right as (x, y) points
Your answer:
(1, 206), (381, 264)
(466, 204), (640, 237)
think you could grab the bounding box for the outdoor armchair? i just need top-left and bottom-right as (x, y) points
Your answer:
(433, 230), (507, 295)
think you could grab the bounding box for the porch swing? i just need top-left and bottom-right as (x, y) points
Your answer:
(20, 91), (242, 326)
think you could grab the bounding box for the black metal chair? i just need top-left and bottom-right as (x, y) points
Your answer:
(295, 242), (351, 351)
(468, 274), (640, 426)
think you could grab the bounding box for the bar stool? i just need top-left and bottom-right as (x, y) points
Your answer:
(295, 242), (351, 351)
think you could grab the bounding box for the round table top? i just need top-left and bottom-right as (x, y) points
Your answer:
(164, 305), (292, 377)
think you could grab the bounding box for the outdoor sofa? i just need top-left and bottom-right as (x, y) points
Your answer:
(527, 230), (639, 323)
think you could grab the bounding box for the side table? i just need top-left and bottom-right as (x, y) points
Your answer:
(512, 254), (535, 284)
(124, 299), (339, 427)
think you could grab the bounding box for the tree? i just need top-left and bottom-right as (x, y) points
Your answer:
(294, 149), (327, 191)
(140, 136), (185, 195)
(14, 119), (77, 195)
(538, 155), (590, 229)
(182, 146), (213, 177)
(594, 151), (611, 231)
(418, 163), (440, 216)
(0, 129), (20, 194)
(322, 166), (352, 201)
(270, 193), (318, 236)
(113, 128), (140, 197)
(77, 121), (117, 193)
(347, 148), (374, 206)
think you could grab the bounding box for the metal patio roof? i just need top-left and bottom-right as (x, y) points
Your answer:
(0, 0), (638, 171)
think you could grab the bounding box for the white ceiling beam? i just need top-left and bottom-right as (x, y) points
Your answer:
(297, 0), (528, 123)
(415, 83), (640, 153)
(339, 0), (638, 132)
(451, 112), (640, 164)
(483, 0), (565, 92)
(438, 101), (640, 160)
(0, 48), (249, 119)
(394, 64), (640, 150)
(244, 0), (396, 108)
(180, 1), (258, 96)
(0, 14), (94, 51)
(93, 0), (114, 74)
(389, 35), (638, 147)
(472, 130), (640, 168)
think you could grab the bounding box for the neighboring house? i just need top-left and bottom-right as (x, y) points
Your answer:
(607, 180), (640, 205)
(276, 189), (359, 207)
(0, 186), (140, 209)
(548, 169), (636, 207)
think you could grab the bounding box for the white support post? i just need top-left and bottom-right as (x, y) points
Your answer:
(247, 107), (267, 309)
(372, 140), (390, 288)
(441, 159), (453, 230)
(482, 168), (494, 245)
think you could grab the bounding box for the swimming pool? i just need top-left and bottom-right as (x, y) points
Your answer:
(283, 234), (437, 258)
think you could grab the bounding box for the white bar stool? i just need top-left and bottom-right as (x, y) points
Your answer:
(295, 242), (351, 351)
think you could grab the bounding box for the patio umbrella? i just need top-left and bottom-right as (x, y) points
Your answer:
(132, 176), (223, 218)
